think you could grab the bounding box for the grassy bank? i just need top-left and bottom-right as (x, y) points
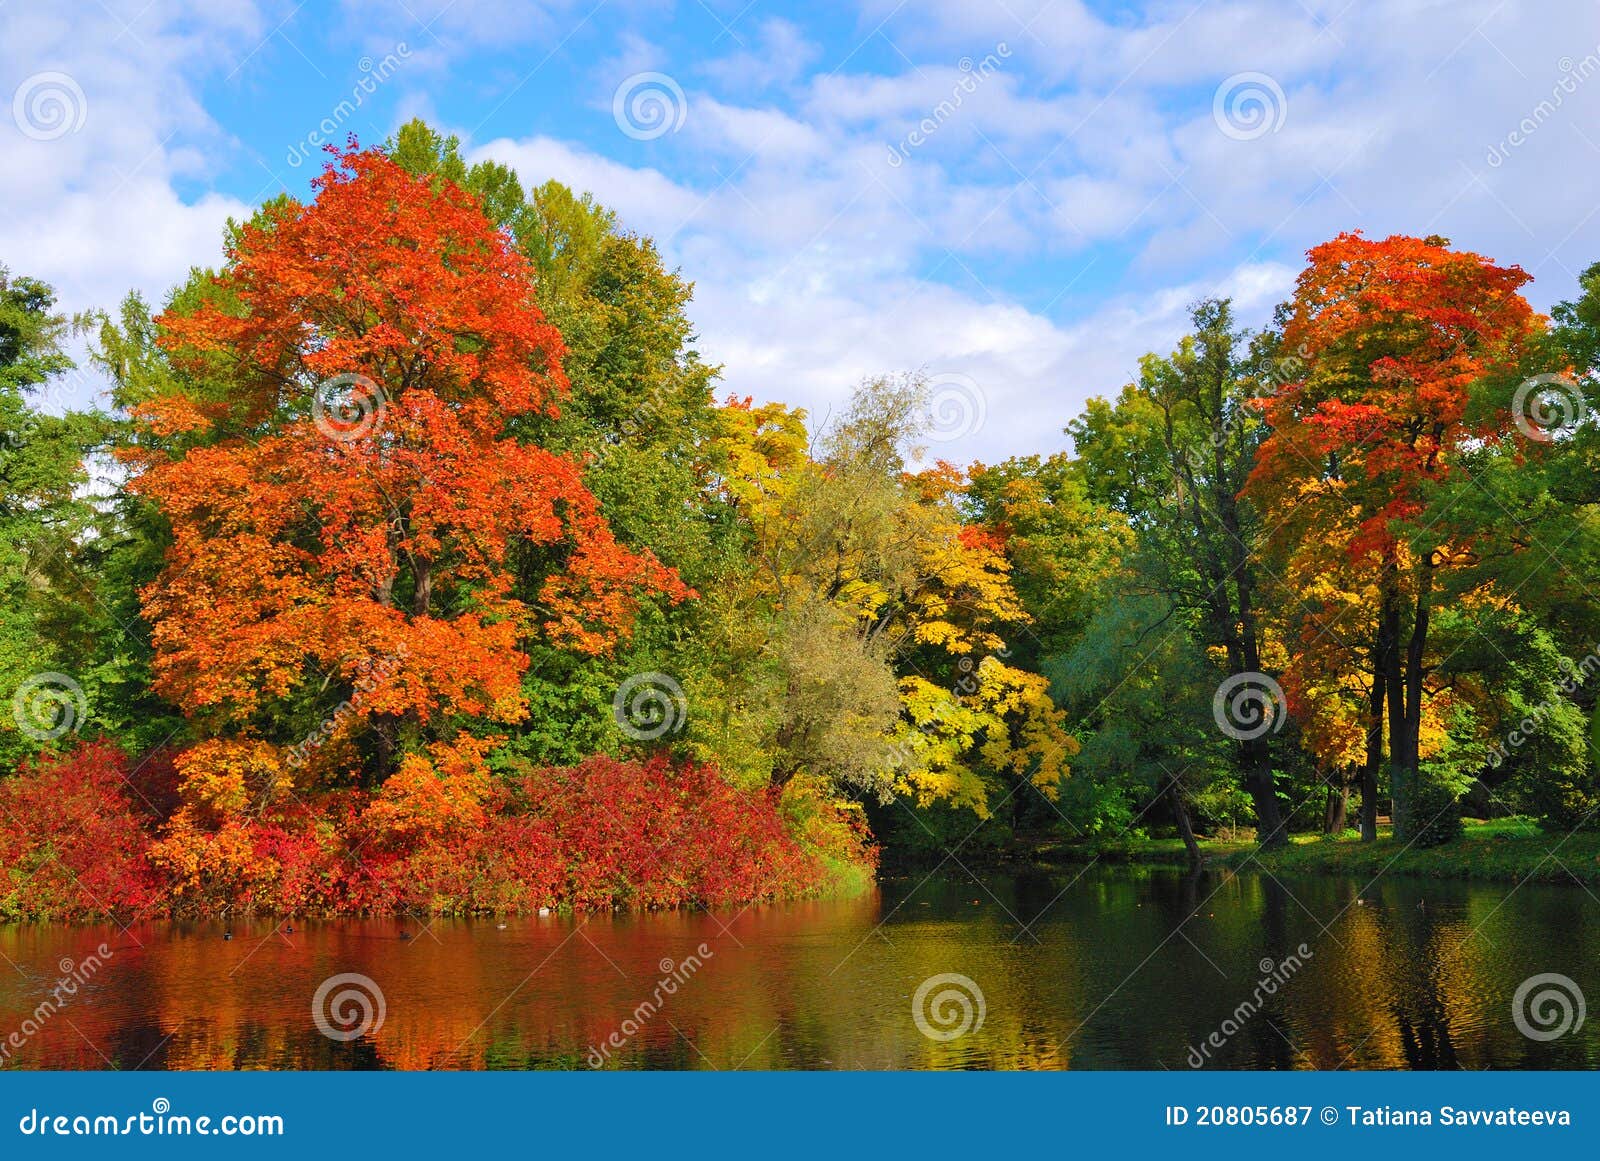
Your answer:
(1034, 818), (1600, 887)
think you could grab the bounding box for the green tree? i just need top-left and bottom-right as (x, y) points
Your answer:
(0, 267), (107, 764)
(1070, 298), (1291, 847)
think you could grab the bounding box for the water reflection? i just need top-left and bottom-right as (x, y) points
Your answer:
(0, 868), (1593, 1070)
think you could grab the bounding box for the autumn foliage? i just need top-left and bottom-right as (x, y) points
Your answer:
(0, 145), (877, 920)
(1247, 233), (1544, 839)
(1250, 232), (1540, 553)
(14, 116), (1589, 924)
(365, 755), (866, 914)
(132, 147), (687, 769)
(0, 742), (164, 921)
(0, 743), (861, 918)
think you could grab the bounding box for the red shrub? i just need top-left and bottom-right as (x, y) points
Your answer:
(150, 790), (350, 917)
(354, 754), (863, 914)
(0, 741), (164, 921)
(2, 746), (874, 918)
(514, 754), (836, 910)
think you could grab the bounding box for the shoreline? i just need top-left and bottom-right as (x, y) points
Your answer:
(881, 819), (1600, 889)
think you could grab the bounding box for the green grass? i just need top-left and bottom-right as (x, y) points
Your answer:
(1037, 818), (1600, 886)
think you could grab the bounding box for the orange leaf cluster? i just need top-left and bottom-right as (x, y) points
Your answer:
(130, 145), (689, 789)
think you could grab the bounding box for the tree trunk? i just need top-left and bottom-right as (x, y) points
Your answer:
(1361, 662), (1385, 842)
(1225, 484), (1286, 850)
(1172, 363), (1286, 856)
(1381, 575), (1409, 839)
(1395, 561), (1434, 839)
(411, 557), (433, 617)
(1167, 775), (1204, 870)
(370, 711), (399, 788)
(1324, 771), (1349, 834)
(1243, 741), (1287, 848)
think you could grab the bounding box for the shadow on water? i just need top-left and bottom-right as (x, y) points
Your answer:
(0, 866), (1594, 1070)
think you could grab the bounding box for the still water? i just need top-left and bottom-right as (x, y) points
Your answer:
(1, 867), (1594, 1070)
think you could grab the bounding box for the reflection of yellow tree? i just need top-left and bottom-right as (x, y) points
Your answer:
(1293, 895), (1405, 1069)
(4, 875), (1590, 1071)
(1285, 886), (1532, 1070)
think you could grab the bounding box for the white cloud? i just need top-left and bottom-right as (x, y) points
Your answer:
(470, 115), (1299, 462)
(336, 0), (589, 54)
(471, 135), (703, 240)
(8, 0), (1600, 456)
(688, 98), (831, 162)
(455, 0), (1600, 463)
(1, 1), (259, 410)
(699, 18), (821, 94)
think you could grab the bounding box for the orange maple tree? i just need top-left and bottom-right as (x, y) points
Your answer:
(1247, 232), (1541, 838)
(129, 145), (688, 809)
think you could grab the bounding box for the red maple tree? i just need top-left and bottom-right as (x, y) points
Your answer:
(130, 145), (689, 800)
(1247, 232), (1541, 837)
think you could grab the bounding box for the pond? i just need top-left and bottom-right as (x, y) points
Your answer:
(1, 866), (1594, 1069)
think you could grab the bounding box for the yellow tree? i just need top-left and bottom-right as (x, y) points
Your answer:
(693, 380), (1074, 817)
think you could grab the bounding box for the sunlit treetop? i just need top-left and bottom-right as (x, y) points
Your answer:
(149, 142), (569, 439)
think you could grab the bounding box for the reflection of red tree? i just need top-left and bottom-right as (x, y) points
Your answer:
(0, 893), (883, 1070)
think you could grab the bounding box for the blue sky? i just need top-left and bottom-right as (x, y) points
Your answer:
(6, 0), (1600, 460)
